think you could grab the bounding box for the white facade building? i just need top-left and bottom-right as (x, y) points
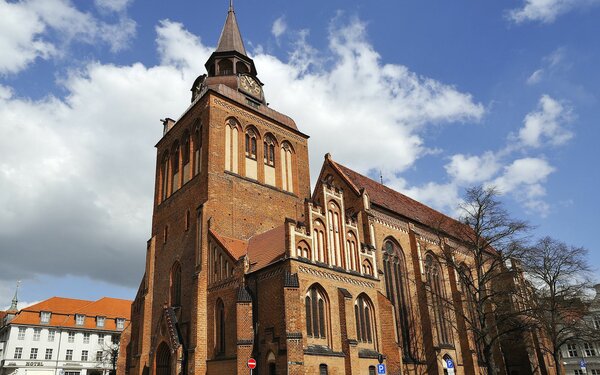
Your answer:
(0, 297), (131, 375)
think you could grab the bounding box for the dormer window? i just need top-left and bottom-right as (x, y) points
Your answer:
(96, 316), (105, 328)
(116, 318), (125, 330)
(75, 314), (85, 325)
(40, 311), (51, 324)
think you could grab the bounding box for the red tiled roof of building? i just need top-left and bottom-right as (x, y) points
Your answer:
(10, 297), (131, 331)
(247, 225), (287, 272)
(329, 158), (471, 241)
(209, 228), (249, 260)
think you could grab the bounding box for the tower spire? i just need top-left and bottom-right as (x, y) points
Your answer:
(215, 0), (246, 55)
(9, 281), (20, 311)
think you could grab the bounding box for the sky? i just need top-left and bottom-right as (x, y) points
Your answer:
(1, 0), (599, 307)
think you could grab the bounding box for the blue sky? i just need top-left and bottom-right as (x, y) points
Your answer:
(1, 0), (599, 306)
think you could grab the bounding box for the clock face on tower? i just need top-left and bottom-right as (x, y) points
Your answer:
(238, 74), (263, 100)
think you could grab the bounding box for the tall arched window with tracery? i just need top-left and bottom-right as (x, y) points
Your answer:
(296, 240), (310, 259)
(245, 127), (258, 179)
(383, 239), (414, 359)
(171, 142), (180, 193)
(263, 134), (276, 186)
(170, 262), (181, 307)
(459, 264), (483, 359)
(313, 219), (327, 263)
(182, 132), (191, 184)
(194, 125), (202, 175)
(327, 201), (344, 268)
(224, 119), (239, 173)
(215, 299), (225, 355)
(346, 232), (359, 271)
(425, 254), (453, 345)
(280, 142), (294, 192)
(355, 294), (375, 344)
(362, 259), (373, 276)
(305, 285), (329, 344)
(161, 152), (170, 201)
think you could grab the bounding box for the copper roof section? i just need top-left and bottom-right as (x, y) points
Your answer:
(215, 2), (247, 56)
(328, 157), (471, 241)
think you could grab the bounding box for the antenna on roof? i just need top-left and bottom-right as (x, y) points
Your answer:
(379, 170), (383, 185)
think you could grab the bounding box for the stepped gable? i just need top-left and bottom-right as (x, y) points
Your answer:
(329, 158), (472, 242)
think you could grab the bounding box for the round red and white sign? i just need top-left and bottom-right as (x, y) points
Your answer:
(247, 358), (256, 369)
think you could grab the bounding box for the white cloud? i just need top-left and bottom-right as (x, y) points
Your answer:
(0, 0), (136, 75)
(527, 69), (544, 85)
(508, 0), (600, 24)
(0, 0), (57, 74)
(271, 16), (287, 38)
(518, 95), (573, 147)
(445, 152), (501, 184)
(94, 0), (131, 13)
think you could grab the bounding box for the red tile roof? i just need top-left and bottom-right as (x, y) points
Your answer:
(209, 229), (248, 260)
(329, 158), (470, 241)
(10, 297), (131, 331)
(246, 225), (287, 272)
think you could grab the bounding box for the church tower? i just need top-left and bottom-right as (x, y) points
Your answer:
(128, 3), (311, 375)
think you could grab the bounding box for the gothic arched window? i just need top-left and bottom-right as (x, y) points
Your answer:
(327, 201), (344, 268)
(280, 142), (294, 192)
(245, 128), (257, 160)
(313, 219), (327, 263)
(296, 240), (311, 259)
(224, 118), (239, 173)
(362, 259), (373, 276)
(263, 134), (275, 166)
(182, 132), (191, 184)
(215, 299), (225, 355)
(194, 124), (202, 175)
(305, 285), (328, 340)
(171, 142), (180, 192)
(425, 254), (453, 345)
(383, 239), (414, 358)
(346, 232), (359, 271)
(355, 294), (375, 344)
(170, 262), (181, 307)
(161, 152), (169, 201)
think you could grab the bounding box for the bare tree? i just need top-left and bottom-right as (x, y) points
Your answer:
(436, 185), (533, 375)
(521, 236), (592, 375)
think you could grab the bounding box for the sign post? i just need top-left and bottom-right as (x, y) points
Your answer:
(377, 364), (386, 374)
(247, 358), (256, 375)
(446, 358), (455, 375)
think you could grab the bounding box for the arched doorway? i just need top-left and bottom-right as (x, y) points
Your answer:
(156, 342), (171, 375)
(266, 351), (276, 375)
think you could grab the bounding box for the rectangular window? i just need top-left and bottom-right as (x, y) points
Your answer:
(567, 343), (579, 357)
(75, 314), (85, 325)
(18, 327), (26, 340)
(575, 370), (584, 375)
(98, 334), (104, 345)
(81, 350), (88, 361)
(96, 351), (103, 362)
(14, 347), (23, 359)
(116, 318), (125, 330)
(68, 331), (75, 343)
(83, 332), (90, 344)
(48, 329), (55, 342)
(584, 342), (596, 356)
(33, 328), (41, 341)
(96, 316), (105, 327)
(66, 349), (73, 361)
(40, 311), (51, 324)
(45, 349), (53, 360)
(30, 348), (38, 359)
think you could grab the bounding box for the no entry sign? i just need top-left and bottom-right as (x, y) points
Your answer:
(247, 358), (257, 369)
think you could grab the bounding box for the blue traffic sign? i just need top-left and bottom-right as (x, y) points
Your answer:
(377, 364), (386, 374)
(446, 358), (455, 369)
(580, 359), (587, 368)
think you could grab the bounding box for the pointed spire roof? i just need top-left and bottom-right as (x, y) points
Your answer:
(215, 0), (247, 56)
(9, 281), (19, 312)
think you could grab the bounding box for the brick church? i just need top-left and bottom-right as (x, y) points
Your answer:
(125, 4), (552, 375)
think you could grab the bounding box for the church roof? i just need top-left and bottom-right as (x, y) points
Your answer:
(327, 156), (471, 242)
(246, 225), (287, 272)
(209, 228), (248, 260)
(215, 1), (247, 56)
